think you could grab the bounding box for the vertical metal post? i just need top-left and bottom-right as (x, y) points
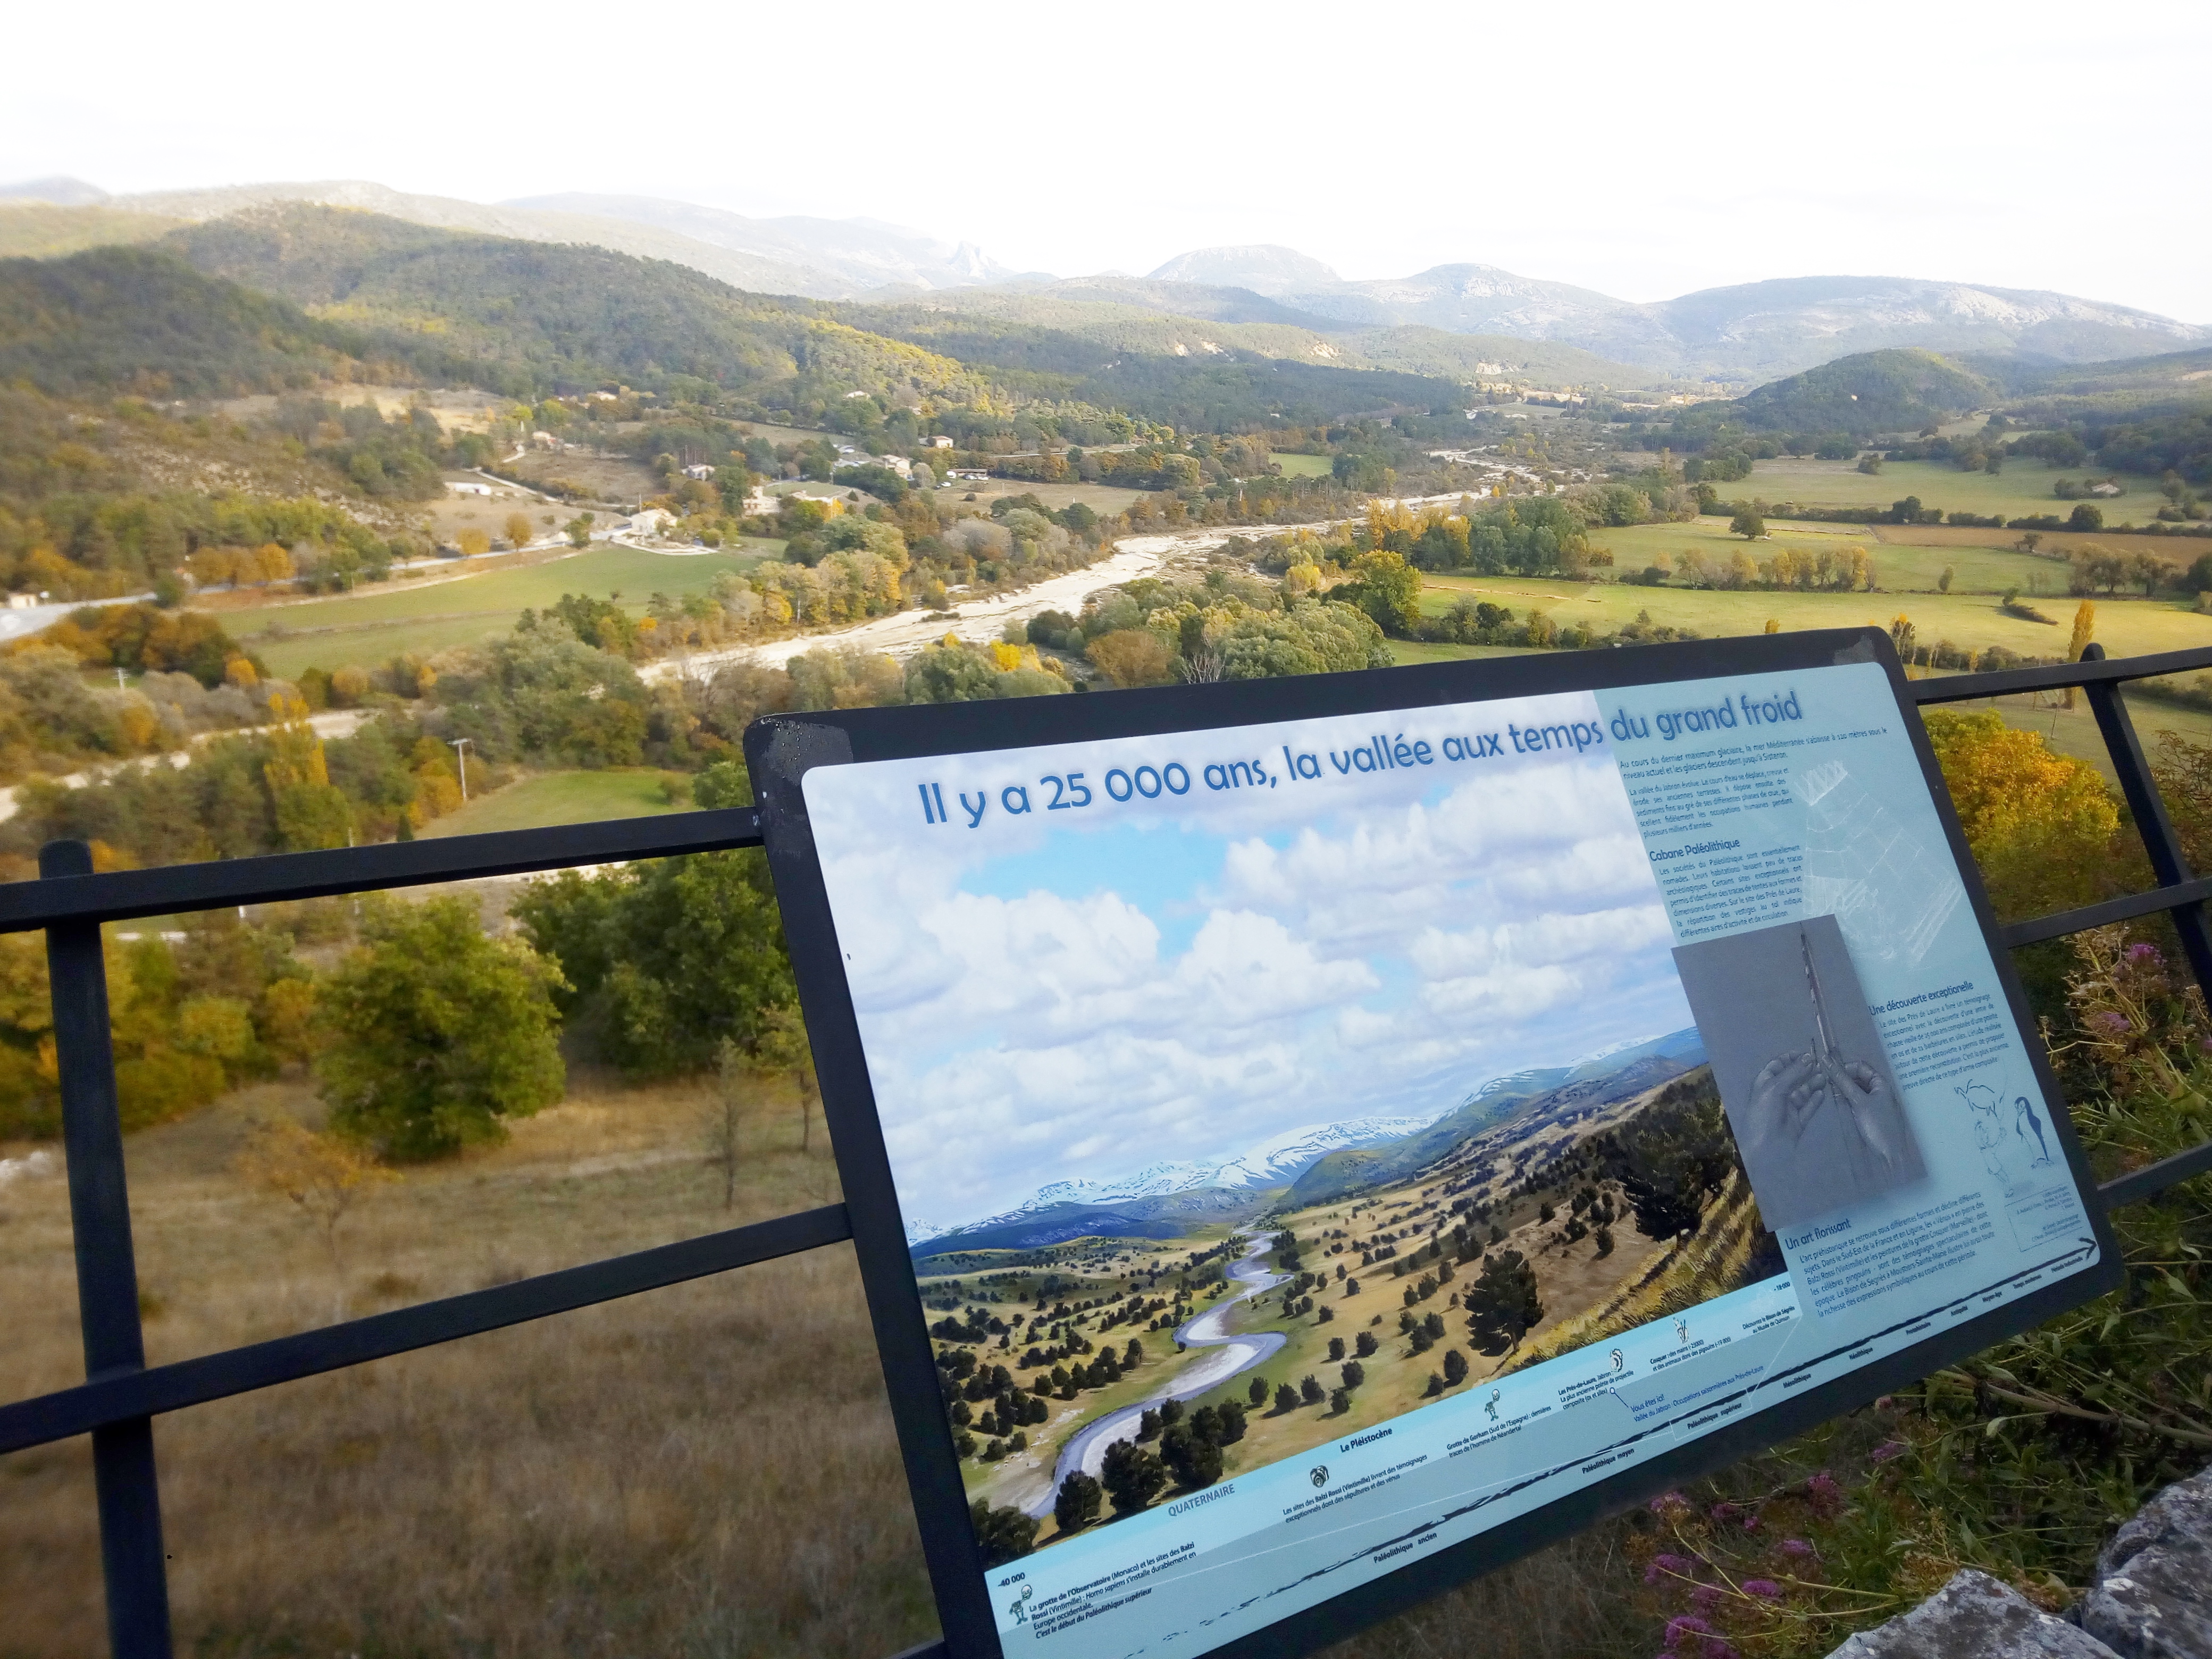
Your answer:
(40, 839), (174, 1659)
(2076, 644), (2212, 1005)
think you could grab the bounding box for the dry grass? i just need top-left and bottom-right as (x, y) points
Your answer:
(0, 1055), (1655, 1659)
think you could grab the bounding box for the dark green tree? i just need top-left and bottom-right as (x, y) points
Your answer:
(1054, 1471), (1102, 1534)
(315, 895), (565, 1160)
(1161, 1423), (1223, 1489)
(969, 1499), (1038, 1566)
(1465, 1249), (1543, 1352)
(1101, 1439), (1167, 1516)
(511, 849), (795, 1075)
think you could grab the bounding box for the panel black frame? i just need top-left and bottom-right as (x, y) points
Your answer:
(745, 625), (2124, 1659)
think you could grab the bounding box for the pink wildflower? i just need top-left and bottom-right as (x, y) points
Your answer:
(1806, 1471), (1843, 1516)
(1742, 1579), (1784, 1601)
(1663, 1614), (1713, 1649)
(1780, 1538), (1819, 1561)
(1870, 1440), (1908, 1464)
(1645, 1553), (1697, 1585)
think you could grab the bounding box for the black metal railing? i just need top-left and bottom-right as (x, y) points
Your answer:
(5, 643), (2212, 1659)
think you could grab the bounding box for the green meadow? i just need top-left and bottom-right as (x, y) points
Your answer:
(239, 543), (778, 678)
(418, 769), (694, 837)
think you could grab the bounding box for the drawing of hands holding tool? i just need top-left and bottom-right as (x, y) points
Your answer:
(1741, 927), (1917, 1191)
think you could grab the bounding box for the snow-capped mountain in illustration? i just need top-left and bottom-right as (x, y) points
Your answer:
(906, 1033), (1711, 1246)
(1465, 1027), (1704, 1109)
(903, 1115), (1444, 1245)
(1007, 1115), (1439, 1211)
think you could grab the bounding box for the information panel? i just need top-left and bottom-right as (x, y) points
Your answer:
(750, 631), (2117, 1659)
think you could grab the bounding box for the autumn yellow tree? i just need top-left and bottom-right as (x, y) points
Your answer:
(1922, 709), (2120, 919)
(237, 1116), (396, 1318)
(2064, 600), (2097, 709)
(253, 542), (293, 584)
(457, 528), (491, 557)
(504, 512), (533, 547)
(262, 695), (351, 850)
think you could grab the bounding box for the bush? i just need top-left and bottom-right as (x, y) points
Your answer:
(1086, 628), (1174, 688)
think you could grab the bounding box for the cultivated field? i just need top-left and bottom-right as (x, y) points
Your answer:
(418, 770), (691, 837)
(1590, 521), (2062, 593)
(1735, 457), (2171, 525)
(1271, 451), (1334, 478)
(1419, 572), (2212, 661)
(500, 448), (661, 506)
(234, 544), (776, 680)
(920, 479), (1150, 515)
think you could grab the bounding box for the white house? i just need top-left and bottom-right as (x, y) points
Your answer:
(447, 481), (493, 497)
(531, 431), (559, 449)
(5, 593), (39, 610)
(872, 454), (914, 477)
(682, 464), (716, 480)
(742, 488), (778, 517)
(627, 508), (674, 535)
(948, 468), (991, 482)
(929, 435), (954, 449)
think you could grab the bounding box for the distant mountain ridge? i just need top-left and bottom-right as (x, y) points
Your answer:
(100, 180), (1019, 301)
(1138, 246), (2207, 379)
(501, 192), (1029, 293)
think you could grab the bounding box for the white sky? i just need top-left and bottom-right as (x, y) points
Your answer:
(6, 0), (2209, 321)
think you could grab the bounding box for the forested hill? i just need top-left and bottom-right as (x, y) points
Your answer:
(0, 202), (1484, 430)
(1730, 349), (1995, 434)
(1657, 348), (1996, 440)
(0, 246), (376, 397)
(836, 295), (1470, 429)
(157, 205), (1001, 408)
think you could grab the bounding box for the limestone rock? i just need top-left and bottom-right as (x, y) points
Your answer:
(2083, 1464), (2212, 1659)
(1825, 1569), (2119, 1659)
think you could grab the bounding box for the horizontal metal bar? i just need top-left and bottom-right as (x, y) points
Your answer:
(2099, 1138), (2212, 1210)
(1999, 876), (2212, 949)
(0, 807), (763, 935)
(0, 1201), (850, 1455)
(1909, 644), (2212, 706)
(889, 1642), (950, 1659)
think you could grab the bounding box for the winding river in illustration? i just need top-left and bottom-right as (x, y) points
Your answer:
(1025, 1238), (1289, 1519)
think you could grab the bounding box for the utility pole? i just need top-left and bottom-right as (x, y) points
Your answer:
(450, 738), (473, 801)
(115, 668), (127, 692)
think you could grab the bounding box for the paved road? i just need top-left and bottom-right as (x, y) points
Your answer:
(1024, 1238), (1288, 1519)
